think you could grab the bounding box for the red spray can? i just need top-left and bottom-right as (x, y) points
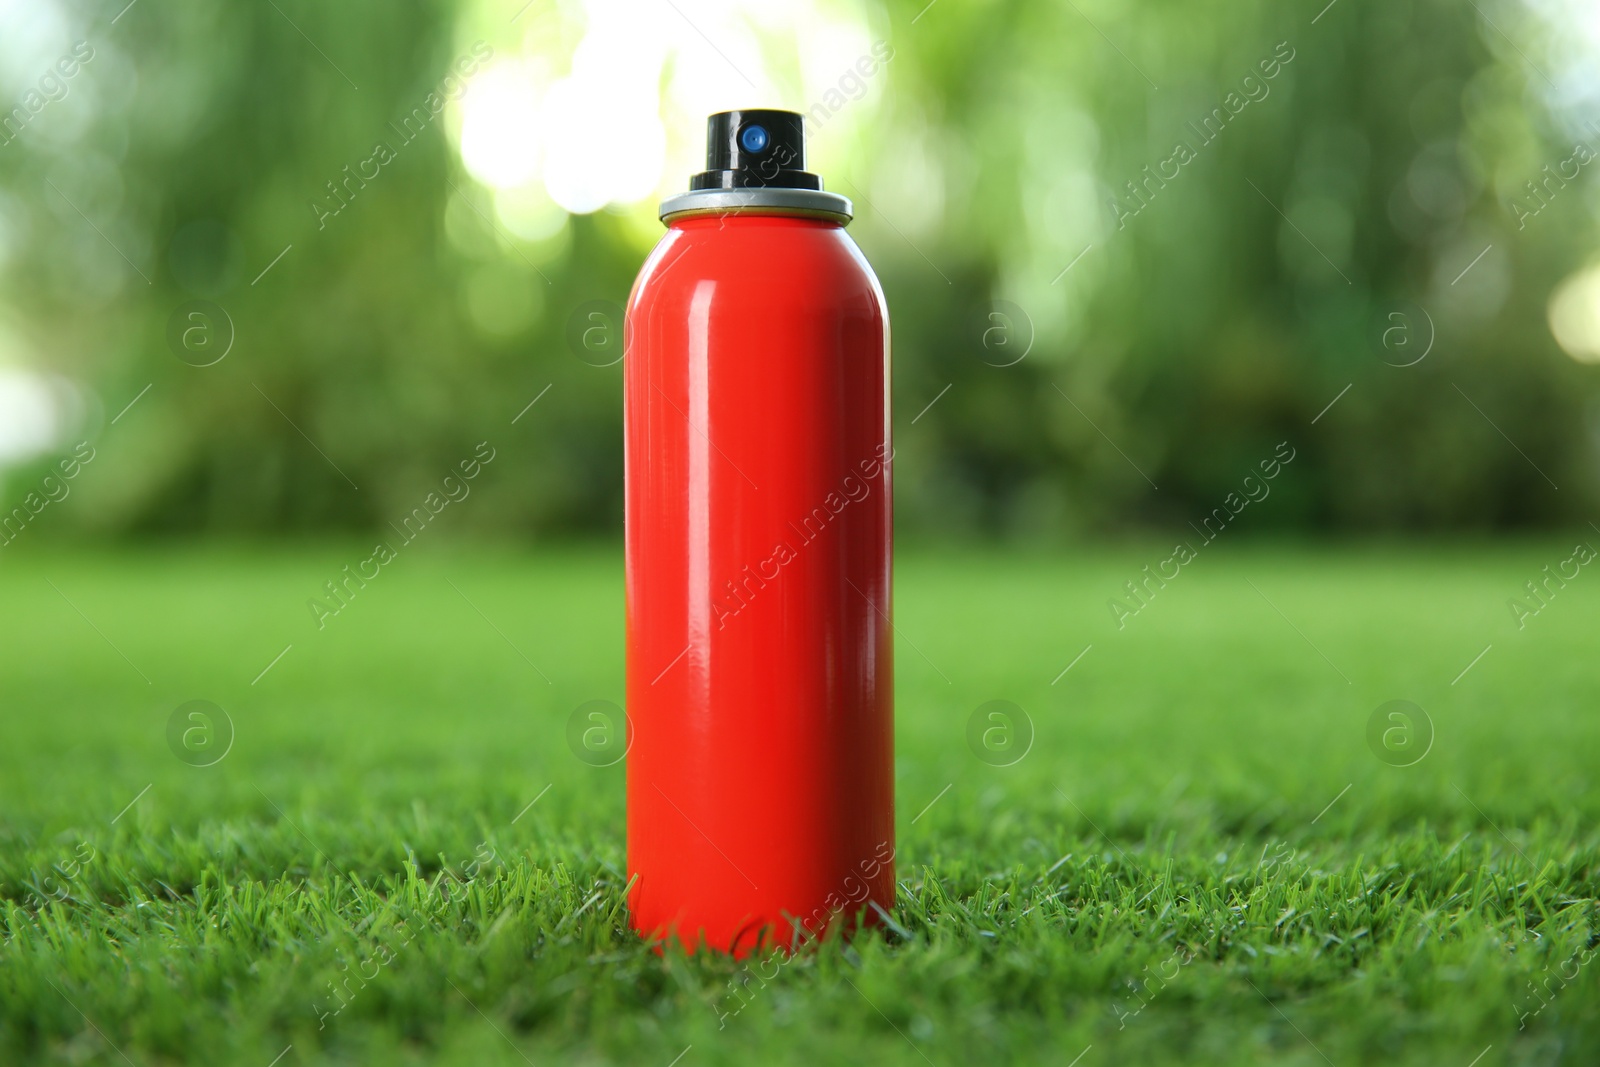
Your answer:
(624, 110), (894, 953)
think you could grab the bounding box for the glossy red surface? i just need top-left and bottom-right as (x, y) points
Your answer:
(624, 214), (893, 953)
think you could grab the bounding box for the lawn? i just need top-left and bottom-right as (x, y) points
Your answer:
(1, 542), (1596, 1066)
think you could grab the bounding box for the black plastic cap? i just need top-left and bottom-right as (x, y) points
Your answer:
(688, 109), (823, 191)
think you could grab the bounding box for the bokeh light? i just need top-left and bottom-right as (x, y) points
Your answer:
(455, 0), (882, 223)
(1548, 263), (1600, 363)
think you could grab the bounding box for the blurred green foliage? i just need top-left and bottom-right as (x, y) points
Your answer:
(1, 0), (1597, 540)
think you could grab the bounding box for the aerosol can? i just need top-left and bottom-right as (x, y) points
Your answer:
(624, 110), (894, 953)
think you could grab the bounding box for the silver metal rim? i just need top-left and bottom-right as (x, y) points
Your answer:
(659, 188), (853, 223)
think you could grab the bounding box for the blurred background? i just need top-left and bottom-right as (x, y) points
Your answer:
(3, 0), (1600, 543)
(5, 7), (1600, 1061)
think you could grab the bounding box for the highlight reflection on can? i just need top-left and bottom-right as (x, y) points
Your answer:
(624, 109), (894, 953)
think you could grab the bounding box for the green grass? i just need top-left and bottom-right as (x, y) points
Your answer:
(2, 542), (1597, 1066)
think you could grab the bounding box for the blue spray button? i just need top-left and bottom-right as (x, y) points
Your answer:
(739, 124), (769, 153)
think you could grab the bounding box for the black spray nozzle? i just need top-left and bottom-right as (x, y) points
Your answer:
(689, 110), (822, 191)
